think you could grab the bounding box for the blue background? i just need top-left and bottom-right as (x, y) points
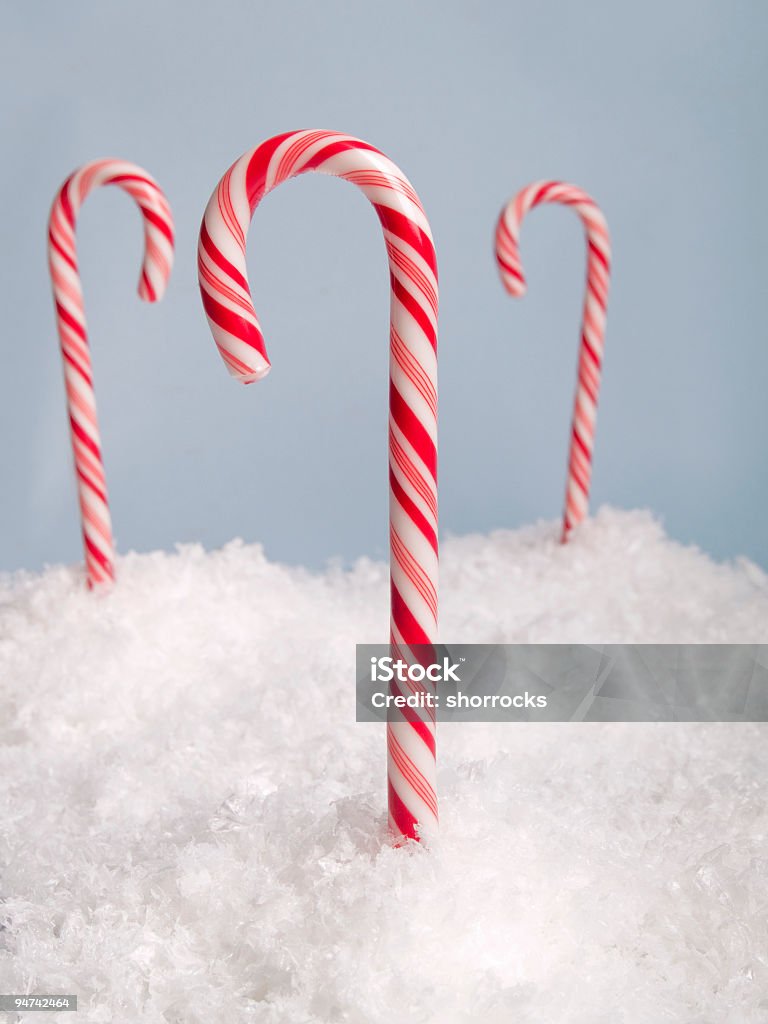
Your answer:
(1, 0), (766, 573)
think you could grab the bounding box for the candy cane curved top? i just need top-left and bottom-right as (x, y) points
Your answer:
(198, 130), (438, 842)
(495, 181), (611, 541)
(48, 159), (175, 588)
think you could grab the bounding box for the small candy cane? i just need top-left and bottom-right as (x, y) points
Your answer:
(495, 181), (611, 540)
(48, 160), (174, 587)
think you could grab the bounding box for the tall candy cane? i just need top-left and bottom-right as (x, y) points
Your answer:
(48, 159), (174, 588)
(495, 181), (611, 541)
(198, 131), (439, 842)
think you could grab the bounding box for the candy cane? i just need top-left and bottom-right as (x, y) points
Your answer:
(495, 181), (611, 541)
(48, 160), (174, 588)
(198, 130), (439, 842)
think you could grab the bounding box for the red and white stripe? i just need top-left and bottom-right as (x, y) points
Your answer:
(48, 160), (174, 588)
(495, 181), (611, 541)
(198, 130), (439, 842)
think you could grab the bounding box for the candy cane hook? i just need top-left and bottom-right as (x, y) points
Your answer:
(198, 130), (439, 842)
(48, 159), (175, 588)
(495, 181), (611, 541)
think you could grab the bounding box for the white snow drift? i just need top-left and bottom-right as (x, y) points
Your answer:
(0, 508), (766, 1022)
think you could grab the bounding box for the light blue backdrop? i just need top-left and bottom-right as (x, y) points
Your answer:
(1, 0), (766, 574)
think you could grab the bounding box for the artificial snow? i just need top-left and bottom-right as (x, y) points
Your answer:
(0, 507), (766, 1022)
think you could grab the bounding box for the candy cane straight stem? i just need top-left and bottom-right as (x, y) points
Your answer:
(198, 130), (439, 842)
(495, 181), (610, 541)
(48, 160), (174, 588)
